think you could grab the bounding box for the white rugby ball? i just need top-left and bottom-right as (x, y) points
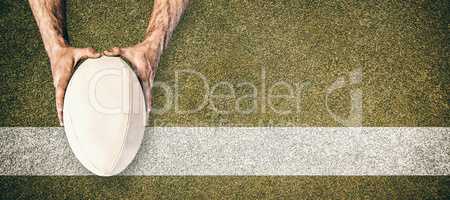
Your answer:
(63, 56), (146, 176)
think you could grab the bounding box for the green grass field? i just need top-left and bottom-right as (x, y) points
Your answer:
(0, 0), (449, 199)
(1, 176), (448, 199)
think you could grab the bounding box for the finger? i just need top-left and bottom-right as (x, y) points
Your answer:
(56, 104), (64, 126)
(141, 80), (152, 113)
(54, 75), (71, 126)
(112, 47), (134, 65)
(119, 47), (133, 60)
(55, 87), (66, 126)
(103, 47), (122, 56)
(75, 48), (101, 60)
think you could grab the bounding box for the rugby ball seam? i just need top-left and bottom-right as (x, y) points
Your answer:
(108, 80), (132, 175)
(63, 56), (145, 176)
(109, 58), (141, 174)
(65, 68), (123, 176)
(67, 110), (105, 174)
(64, 66), (105, 174)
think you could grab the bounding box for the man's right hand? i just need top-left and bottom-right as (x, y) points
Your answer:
(49, 46), (100, 126)
(28, 0), (102, 125)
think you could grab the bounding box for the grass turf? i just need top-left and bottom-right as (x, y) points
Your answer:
(1, 176), (449, 199)
(0, 0), (448, 127)
(0, 0), (449, 199)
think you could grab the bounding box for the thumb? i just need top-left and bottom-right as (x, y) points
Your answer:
(141, 79), (152, 113)
(103, 47), (122, 57)
(54, 76), (71, 126)
(75, 48), (101, 60)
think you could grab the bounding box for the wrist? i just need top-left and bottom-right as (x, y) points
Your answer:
(46, 41), (69, 59)
(45, 36), (69, 58)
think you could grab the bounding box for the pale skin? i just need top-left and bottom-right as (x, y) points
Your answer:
(29, 0), (189, 126)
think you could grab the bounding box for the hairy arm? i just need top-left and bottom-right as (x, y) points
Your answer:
(105, 0), (190, 112)
(29, 0), (100, 125)
(28, 0), (67, 55)
(145, 0), (190, 55)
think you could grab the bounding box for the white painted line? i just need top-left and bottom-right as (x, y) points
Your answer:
(0, 127), (448, 175)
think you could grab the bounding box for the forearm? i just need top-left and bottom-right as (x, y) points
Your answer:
(28, 0), (67, 57)
(143, 0), (189, 52)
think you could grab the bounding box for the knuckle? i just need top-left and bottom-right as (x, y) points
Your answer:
(56, 103), (63, 110)
(139, 69), (151, 80)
